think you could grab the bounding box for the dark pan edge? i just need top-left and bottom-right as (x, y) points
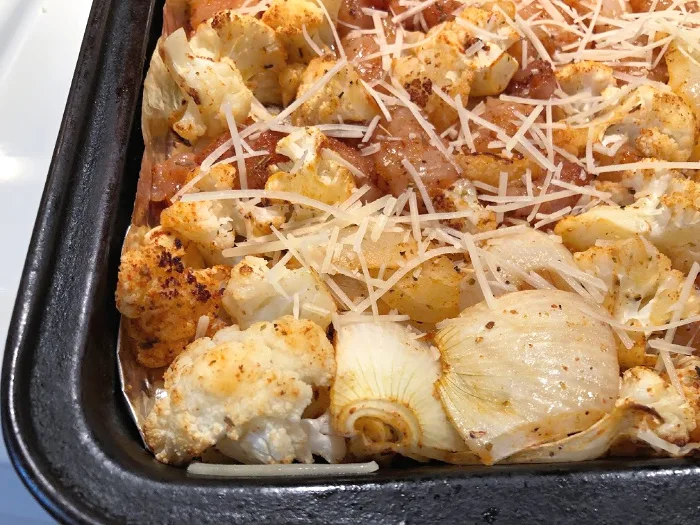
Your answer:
(1, 0), (157, 522)
(3, 0), (700, 523)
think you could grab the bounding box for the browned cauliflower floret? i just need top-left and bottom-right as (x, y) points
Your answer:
(617, 366), (697, 451)
(143, 316), (342, 465)
(392, 5), (519, 130)
(454, 153), (532, 187)
(116, 227), (231, 368)
(392, 32), (474, 131)
(161, 197), (287, 265)
(556, 177), (700, 274)
(574, 236), (700, 369)
(265, 127), (357, 204)
(262, 0), (341, 64)
(280, 63), (306, 106)
(556, 61), (616, 97)
(292, 56), (380, 124)
(666, 39), (700, 160)
(594, 86), (696, 162)
(675, 356), (700, 442)
(431, 179), (497, 233)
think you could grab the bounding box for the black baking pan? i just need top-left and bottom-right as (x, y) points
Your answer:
(3, 0), (700, 522)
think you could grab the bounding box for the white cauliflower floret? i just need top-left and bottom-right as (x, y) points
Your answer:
(618, 367), (696, 449)
(392, 5), (519, 128)
(573, 236), (700, 368)
(265, 127), (357, 205)
(556, 177), (700, 274)
(556, 61), (616, 97)
(190, 11), (287, 104)
(292, 57), (380, 124)
(143, 316), (341, 465)
(185, 163), (238, 192)
(666, 39), (700, 160)
(162, 28), (253, 141)
(647, 178), (700, 274)
(223, 256), (337, 330)
(161, 198), (287, 265)
(594, 86), (696, 162)
(431, 179), (496, 233)
(216, 411), (345, 464)
(613, 164), (682, 196)
(262, 0), (341, 64)
(160, 201), (238, 265)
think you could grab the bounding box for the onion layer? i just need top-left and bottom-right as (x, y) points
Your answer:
(436, 289), (620, 464)
(331, 321), (475, 463)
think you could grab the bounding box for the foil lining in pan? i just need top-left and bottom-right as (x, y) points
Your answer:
(116, 226), (165, 452)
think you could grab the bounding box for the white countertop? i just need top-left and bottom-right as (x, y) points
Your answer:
(0, 0), (94, 521)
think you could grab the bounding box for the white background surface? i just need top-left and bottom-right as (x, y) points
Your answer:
(0, 0), (94, 521)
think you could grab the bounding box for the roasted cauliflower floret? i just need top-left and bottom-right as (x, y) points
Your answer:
(618, 366), (696, 450)
(160, 201), (238, 265)
(162, 28), (253, 141)
(161, 193), (287, 265)
(392, 5), (519, 128)
(594, 86), (696, 162)
(265, 127), (357, 204)
(454, 6), (520, 96)
(675, 356), (700, 441)
(574, 236), (700, 368)
(666, 40), (700, 160)
(116, 227), (231, 368)
(223, 256), (337, 330)
(143, 317), (342, 465)
(556, 61), (616, 97)
(184, 163), (238, 192)
(392, 34), (474, 131)
(262, 0), (340, 64)
(454, 152), (532, 187)
(190, 11), (287, 104)
(280, 63), (306, 106)
(431, 178), (497, 233)
(556, 177), (700, 274)
(292, 57), (380, 124)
